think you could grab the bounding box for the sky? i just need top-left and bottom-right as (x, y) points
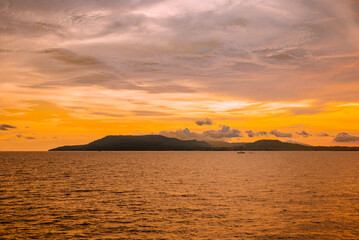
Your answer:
(1, 0), (359, 150)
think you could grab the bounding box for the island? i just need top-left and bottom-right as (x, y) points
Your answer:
(49, 135), (359, 151)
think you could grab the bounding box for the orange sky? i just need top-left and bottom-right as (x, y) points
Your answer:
(1, 0), (359, 150)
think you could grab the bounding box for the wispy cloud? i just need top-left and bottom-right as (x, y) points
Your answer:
(1, 0), (359, 101)
(91, 112), (123, 118)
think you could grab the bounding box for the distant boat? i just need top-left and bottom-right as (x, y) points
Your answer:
(237, 151), (245, 154)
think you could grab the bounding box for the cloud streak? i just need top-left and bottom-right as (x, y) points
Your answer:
(0, 124), (17, 131)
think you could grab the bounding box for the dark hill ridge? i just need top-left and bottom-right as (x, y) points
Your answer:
(49, 135), (212, 151)
(244, 140), (311, 151)
(49, 135), (359, 151)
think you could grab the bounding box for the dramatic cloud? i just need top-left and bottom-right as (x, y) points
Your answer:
(270, 129), (293, 138)
(333, 132), (359, 142)
(1, 0), (359, 101)
(0, 124), (17, 131)
(296, 131), (312, 138)
(195, 118), (213, 126)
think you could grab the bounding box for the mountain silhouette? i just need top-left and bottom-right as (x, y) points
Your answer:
(49, 135), (212, 151)
(49, 135), (359, 151)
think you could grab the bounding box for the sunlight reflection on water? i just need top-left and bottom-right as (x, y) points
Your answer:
(0, 151), (358, 239)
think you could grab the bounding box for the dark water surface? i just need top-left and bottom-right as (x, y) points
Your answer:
(0, 151), (358, 239)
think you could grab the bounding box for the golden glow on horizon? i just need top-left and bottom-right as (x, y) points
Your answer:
(1, 98), (359, 150)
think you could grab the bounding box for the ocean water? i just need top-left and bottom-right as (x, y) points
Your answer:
(0, 151), (358, 239)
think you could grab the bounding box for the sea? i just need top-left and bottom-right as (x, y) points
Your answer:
(0, 151), (358, 239)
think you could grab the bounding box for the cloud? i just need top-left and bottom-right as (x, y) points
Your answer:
(269, 129), (292, 138)
(317, 133), (330, 137)
(15, 134), (36, 140)
(159, 125), (242, 141)
(1, 0), (359, 103)
(270, 53), (293, 61)
(158, 128), (192, 140)
(289, 105), (325, 115)
(40, 48), (103, 66)
(296, 130), (311, 138)
(257, 131), (268, 137)
(285, 140), (311, 146)
(203, 125), (242, 139)
(245, 130), (268, 137)
(333, 132), (359, 142)
(0, 124), (17, 131)
(132, 110), (174, 116)
(0, 48), (11, 53)
(91, 112), (122, 118)
(245, 130), (256, 137)
(195, 118), (213, 126)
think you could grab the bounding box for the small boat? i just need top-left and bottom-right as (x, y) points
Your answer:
(237, 151), (245, 154)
